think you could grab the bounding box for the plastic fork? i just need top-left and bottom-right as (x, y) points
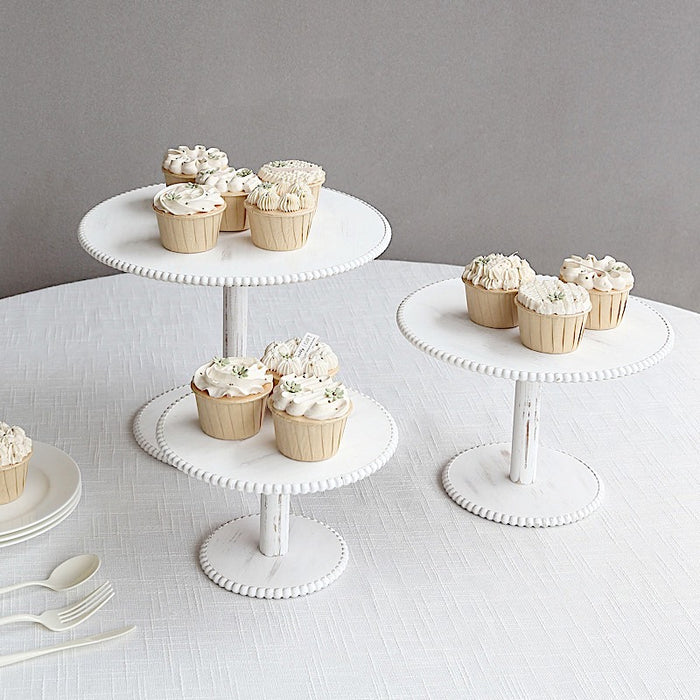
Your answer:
(0, 582), (114, 631)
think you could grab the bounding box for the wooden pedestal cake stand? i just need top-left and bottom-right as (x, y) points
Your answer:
(79, 184), (397, 595)
(397, 278), (674, 527)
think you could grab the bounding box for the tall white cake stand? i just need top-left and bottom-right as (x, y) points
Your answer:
(397, 278), (674, 527)
(79, 184), (392, 462)
(155, 387), (397, 599)
(79, 184), (397, 595)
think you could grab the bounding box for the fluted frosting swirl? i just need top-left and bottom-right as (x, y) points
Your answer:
(162, 145), (229, 175)
(196, 167), (262, 194)
(153, 183), (225, 215)
(261, 337), (339, 377)
(463, 253), (536, 291)
(517, 275), (592, 315)
(0, 422), (32, 466)
(193, 357), (272, 398)
(258, 159), (325, 186)
(560, 254), (634, 292)
(246, 182), (313, 212)
(271, 375), (351, 420)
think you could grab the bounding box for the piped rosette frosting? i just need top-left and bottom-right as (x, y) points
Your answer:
(196, 167), (262, 195)
(270, 375), (351, 421)
(258, 159), (326, 187)
(517, 275), (591, 316)
(192, 357), (272, 398)
(560, 255), (634, 292)
(463, 253), (535, 291)
(162, 145), (229, 175)
(0, 422), (32, 467)
(153, 183), (225, 216)
(245, 181), (314, 213)
(261, 337), (339, 379)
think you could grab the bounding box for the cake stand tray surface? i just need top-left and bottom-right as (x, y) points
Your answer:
(397, 278), (673, 528)
(155, 388), (397, 598)
(78, 185), (391, 287)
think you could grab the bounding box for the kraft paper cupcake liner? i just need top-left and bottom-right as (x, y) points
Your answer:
(516, 300), (587, 354)
(153, 204), (225, 253)
(162, 167), (196, 186)
(586, 287), (631, 330)
(0, 450), (32, 505)
(245, 204), (315, 251)
(464, 280), (519, 328)
(220, 192), (248, 232)
(267, 399), (351, 462)
(191, 382), (271, 440)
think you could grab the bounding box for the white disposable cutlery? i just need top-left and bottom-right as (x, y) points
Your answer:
(0, 626), (136, 668)
(0, 582), (113, 631)
(0, 554), (100, 595)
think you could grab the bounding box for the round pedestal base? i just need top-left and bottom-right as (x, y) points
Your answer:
(442, 443), (603, 527)
(200, 514), (348, 599)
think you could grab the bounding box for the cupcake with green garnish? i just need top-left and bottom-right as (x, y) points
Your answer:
(0, 422), (32, 505)
(191, 357), (273, 440)
(462, 253), (536, 328)
(244, 181), (315, 251)
(161, 145), (228, 186)
(258, 159), (325, 206)
(196, 167), (262, 232)
(515, 275), (591, 353)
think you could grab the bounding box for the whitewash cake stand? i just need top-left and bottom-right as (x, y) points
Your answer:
(79, 183), (395, 596)
(397, 278), (673, 527)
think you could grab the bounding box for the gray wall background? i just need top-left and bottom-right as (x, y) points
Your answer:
(2, 1), (699, 310)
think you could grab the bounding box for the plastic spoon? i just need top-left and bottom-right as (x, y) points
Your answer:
(0, 554), (101, 595)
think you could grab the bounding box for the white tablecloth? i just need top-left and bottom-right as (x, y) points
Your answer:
(0, 261), (698, 699)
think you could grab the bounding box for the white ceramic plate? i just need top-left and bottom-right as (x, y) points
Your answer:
(0, 442), (81, 536)
(0, 487), (82, 547)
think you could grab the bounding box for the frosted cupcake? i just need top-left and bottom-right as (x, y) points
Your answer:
(258, 160), (325, 206)
(462, 253), (536, 328)
(261, 336), (339, 384)
(196, 167), (262, 232)
(0, 423), (32, 505)
(153, 183), (226, 253)
(560, 255), (634, 330)
(161, 145), (229, 186)
(268, 375), (352, 461)
(516, 276), (591, 353)
(244, 182), (315, 251)
(191, 357), (273, 440)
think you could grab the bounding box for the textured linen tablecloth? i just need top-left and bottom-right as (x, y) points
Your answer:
(0, 260), (698, 700)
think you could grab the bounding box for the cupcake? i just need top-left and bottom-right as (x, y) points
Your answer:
(244, 182), (315, 251)
(0, 422), (32, 505)
(267, 375), (352, 462)
(161, 145), (229, 186)
(191, 357), (273, 440)
(152, 183), (226, 253)
(196, 167), (262, 232)
(516, 276), (591, 353)
(560, 255), (634, 330)
(261, 336), (339, 384)
(462, 253), (536, 328)
(258, 160), (326, 206)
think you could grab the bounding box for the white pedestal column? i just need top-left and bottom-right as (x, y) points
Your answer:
(509, 380), (542, 485)
(223, 286), (248, 357)
(259, 494), (290, 557)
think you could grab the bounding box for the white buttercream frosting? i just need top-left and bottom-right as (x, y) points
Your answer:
(162, 145), (229, 175)
(258, 159), (325, 186)
(463, 253), (536, 291)
(196, 167), (262, 194)
(517, 275), (592, 315)
(560, 254), (634, 292)
(246, 182), (313, 212)
(261, 338), (339, 377)
(0, 423), (32, 466)
(270, 375), (351, 420)
(193, 357), (272, 398)
(153, 183), (225, 215)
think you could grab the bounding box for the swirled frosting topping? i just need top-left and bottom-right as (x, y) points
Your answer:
(261, 337), (339, 377)
(193, 357), (272, 398)
(246, 182), (313, 212)
(196, 167), (262, 194)
(517, 275), (592, 315)
(0, 422), (32, 466)
(258, 159), (325, 186)
(271, 375), (351, 420)
(560, 254), (634, 292)
(153, 183), (225, 215)
(162, 145), (229, 175)
(463, 253), (536, 291)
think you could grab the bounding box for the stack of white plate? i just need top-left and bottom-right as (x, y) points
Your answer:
(0, 442), (81, 548)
